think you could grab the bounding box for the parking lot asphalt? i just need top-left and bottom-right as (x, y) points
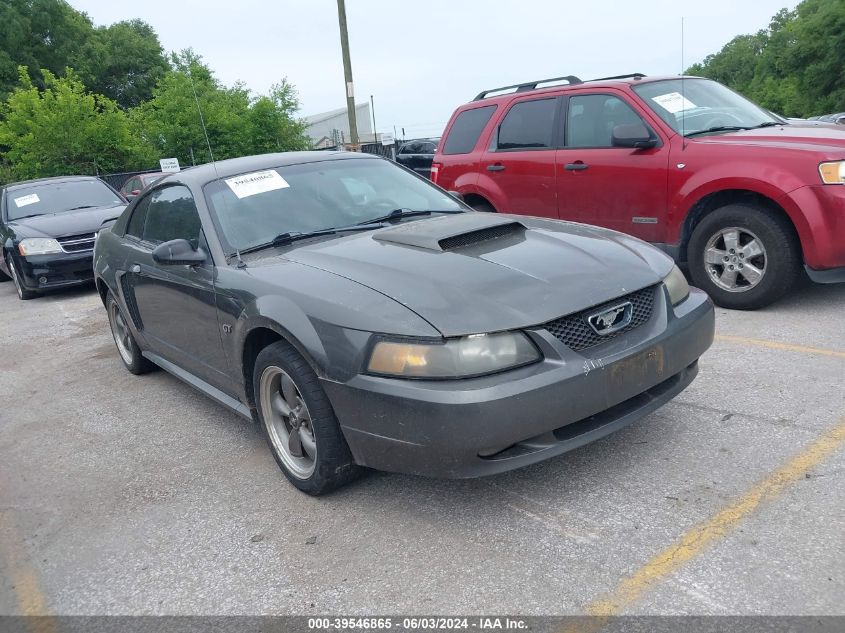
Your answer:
(0, 278), (843, 616)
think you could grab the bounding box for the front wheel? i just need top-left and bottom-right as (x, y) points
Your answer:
(254, 341), (360, 495)
(688, 204), (801, 310)
(6, 253), (36, 300)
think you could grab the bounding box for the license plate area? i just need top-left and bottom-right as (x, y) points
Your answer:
(610, 344), (666, 395)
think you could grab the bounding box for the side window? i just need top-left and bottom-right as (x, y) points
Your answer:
(442, 105), (497, 155)
(141, 185), (202, 247)
(496, 98), (557, 150)
(419, 142), (436, 153)
(567, 94), (647, 148)
(125, 195), (152, 239)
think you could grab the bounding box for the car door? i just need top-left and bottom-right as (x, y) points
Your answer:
(121, 184), (230, 390)
(556, 92), (669, 241)
(478, 96), (561, 218)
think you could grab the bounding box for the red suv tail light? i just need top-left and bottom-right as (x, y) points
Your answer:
(430, 161), (441, 184)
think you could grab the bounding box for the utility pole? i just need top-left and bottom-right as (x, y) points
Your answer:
(336, 0), (359, 149)
(370, 94), (378, 145)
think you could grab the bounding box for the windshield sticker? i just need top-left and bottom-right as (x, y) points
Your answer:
(225, 170), (289, 199)
(651, 92), (697, 114)
(14, 193), (40, 208)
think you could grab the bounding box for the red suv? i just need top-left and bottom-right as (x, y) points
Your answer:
(432, 73), (845, 309)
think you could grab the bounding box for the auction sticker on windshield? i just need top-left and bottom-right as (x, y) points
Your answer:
(225, 170), (290, 199)
(652, 92), (696, 114)
(14, 193), (40, 207)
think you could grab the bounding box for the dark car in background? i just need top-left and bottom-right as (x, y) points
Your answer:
(395, 139), (438, 178)
(93, 151), (714, 495)
(0, 176), (126, 299)
(119, 172), (168, 201)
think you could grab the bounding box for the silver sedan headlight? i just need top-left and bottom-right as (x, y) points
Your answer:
(663, 264), (690, 306)
(368, 331), (541, 378)
(18, 238), (63, 256)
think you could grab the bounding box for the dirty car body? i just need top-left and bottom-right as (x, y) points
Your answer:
(93, 152), (714, 488)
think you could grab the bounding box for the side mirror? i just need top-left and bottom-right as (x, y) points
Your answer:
(612, 123), (657, 149)
(447, 190), (464, 201)
(152, 239), (207, 266)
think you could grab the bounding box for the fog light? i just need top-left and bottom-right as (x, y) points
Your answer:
(39, 276), (47, 284)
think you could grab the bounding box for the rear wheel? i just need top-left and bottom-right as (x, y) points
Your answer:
(6, 253), (36, 300)
(106, 291), (155, 374)
(253, 341), (360, 495)
(688, 204), (800, 310)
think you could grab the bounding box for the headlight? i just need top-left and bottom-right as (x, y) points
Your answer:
(18, 238), (63, 256)
(367, 331), (541, 378)
(663, 264), (690, 306)
(819, 161), (845, 184)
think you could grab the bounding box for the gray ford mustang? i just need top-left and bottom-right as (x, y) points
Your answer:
(93, 152), (714, 495)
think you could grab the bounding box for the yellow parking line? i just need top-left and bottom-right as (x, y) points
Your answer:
(715, 334), (845, 359)
(0, 504), (57, 632)
(564, 418), (845, 632)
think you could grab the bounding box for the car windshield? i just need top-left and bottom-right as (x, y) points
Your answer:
(204, 157), (464, 252)
(633, 78), (780, 136)
(6, 179), (122, 221)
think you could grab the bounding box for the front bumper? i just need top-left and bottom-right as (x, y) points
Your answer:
(323, 286), (715, 478)
(12, 251), (95, 292)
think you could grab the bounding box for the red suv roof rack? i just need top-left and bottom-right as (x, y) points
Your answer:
(588, 73), (647, 82)
(473, 75), (583, 101)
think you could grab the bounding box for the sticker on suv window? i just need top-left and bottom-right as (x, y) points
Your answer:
(651, 92), (697, 114)
(14, 193), (40, 207)
(224, 170), (289, 199)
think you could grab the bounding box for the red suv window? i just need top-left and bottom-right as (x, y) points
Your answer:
(442, 105), (497, 155)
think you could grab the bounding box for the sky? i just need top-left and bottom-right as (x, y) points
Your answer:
(71, 0), (797, 139)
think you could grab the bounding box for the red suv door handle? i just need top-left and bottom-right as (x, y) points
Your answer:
(565, 162), (589, 171)
(487, 164), (506, 172)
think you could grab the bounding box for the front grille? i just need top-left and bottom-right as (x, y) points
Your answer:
(541, 285), (656, 352)
(438, 223), (523, 250)
(57, 233), (96, 253)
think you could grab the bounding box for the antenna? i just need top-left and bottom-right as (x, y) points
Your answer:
(681, 16), (687, 150)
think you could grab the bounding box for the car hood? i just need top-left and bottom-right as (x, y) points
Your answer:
(8, 204), (126, 238)
(695, 123), (845, 153)
(266, 213), (673, 337)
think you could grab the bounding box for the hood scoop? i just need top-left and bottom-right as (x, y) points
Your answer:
(374, 213), (525, 252)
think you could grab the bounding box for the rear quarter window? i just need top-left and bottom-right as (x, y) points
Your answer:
(442, 105), (497, 155)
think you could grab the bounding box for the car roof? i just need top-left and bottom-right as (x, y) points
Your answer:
(2, 175), (101, 192)
(460, 74), (699, 109)
(169, 151), (378, 187)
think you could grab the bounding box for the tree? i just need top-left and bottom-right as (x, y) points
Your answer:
(687, 0), (845, 117)
(132, 50), (309, 166)
(0, 67), (148, 180)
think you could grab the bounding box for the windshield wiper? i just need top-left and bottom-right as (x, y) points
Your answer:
(65, 205), (98, 211)
(753, 121), (786, 128)
(10, 213), (46, 221)
(357, 207), (463, 226)
(684, 125), (751, 138)
(237, 225), (382, 256)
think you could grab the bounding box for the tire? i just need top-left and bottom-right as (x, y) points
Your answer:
(6, 253), (37, 300)
(253, 340), (360, 495)
(470, 200), (496, 213)
(105, 291), (155, 374)
(688, 204), (801, 310)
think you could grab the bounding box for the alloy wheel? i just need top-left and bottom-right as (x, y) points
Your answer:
(108, 302), (135, 365)
(259, 366), (317, 479)
(703, 227), (767, 292)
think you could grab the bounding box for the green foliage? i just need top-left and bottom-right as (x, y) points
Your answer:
(131, 51), (309, 166)
(0, 0), (169, 108)
(0, 67), (147, 180)
(687, 0), (845, 117)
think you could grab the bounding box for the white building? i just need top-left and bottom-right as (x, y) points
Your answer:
(304, 103), (378, 148)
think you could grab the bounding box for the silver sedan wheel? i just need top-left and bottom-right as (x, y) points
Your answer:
(108, 302), (134, 365)
(704, 227), (767, 293)
(259, 366), (317, 480)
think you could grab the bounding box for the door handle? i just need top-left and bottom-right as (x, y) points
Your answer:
(565, 162), (589, 171)
(487, 164), (506, 172)
(131, 264), (141, 273)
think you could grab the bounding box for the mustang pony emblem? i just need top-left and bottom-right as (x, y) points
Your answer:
(587, 302), (634, 335)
